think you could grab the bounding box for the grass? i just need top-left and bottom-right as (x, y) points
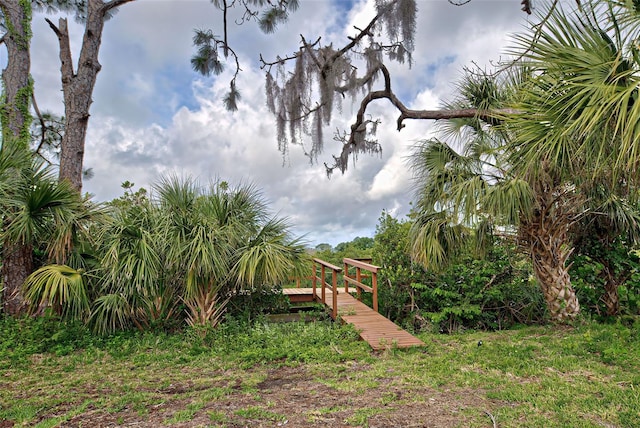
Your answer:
(1, 316), (640, 427)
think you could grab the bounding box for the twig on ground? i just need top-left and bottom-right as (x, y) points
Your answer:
(485, 410), (498, 428)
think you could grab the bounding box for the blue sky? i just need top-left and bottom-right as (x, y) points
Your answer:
(21, 0), (529, 246)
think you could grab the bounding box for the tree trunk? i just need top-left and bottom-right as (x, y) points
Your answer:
(49, 0), (135, 192)
(602, 263), (621, 316)
(0, 0), (33, 316)
(520, 176), (581, 322)
(530, 236), (580, 321)
(0, 0), (32, 147)
(1, 241), (32, 315)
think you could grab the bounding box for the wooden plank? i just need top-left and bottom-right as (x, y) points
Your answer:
(312, 258), (343, 272)
(343, 275), (373, 292)
(282, 288), (424, 350)
(343, 258), (380, 273)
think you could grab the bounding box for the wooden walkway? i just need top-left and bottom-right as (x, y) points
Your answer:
(282, 288), (425, 351)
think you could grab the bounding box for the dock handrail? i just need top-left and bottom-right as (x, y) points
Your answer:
(343, 258), (380, 312)
(312, 258), (342, 319)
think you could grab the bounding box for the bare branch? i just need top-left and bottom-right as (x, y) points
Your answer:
(259, 36), (321, 70)
(44, 17), (62, 38)
(102, 0), (136, 13)
(47, 17), (75, 80)
(325, 61), (519, 175)
(223, 0), (229, 57)
(31, 92), (47, 155)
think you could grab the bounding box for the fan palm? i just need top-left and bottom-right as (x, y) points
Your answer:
(0, 146), (32, 315)
(410, 69), (583, 322)
(22, 264), (90, 320)
(92, 196), (171, 331)
(411, 1), (640, 321)
(1, 150), (100, 317)
(510, 0), (640, 177)
(510, 0), (640, 315)
(156, 176), (310, 326)
(89, 176), (311, 333)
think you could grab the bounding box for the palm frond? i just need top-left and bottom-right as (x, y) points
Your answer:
(510, 1), (640, 176)
(409, 210), (469, 270)
(22, 264), (90, 320)
(233, 219), (310, 288)
(90, 293), (133, 335)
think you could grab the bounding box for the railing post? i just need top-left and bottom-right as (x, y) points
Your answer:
(321, 264), (326, 305)
(312, 263), (317, 299)
(372, 270), (378, 312)
(332, 269), (338, 319)
(344, 261), (349, 293)
(356, 267), (362, 302)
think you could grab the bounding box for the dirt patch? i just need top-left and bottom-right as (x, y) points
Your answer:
(47, 365), (501, 427)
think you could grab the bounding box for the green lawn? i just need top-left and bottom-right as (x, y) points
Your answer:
(1, 317), (639, 427)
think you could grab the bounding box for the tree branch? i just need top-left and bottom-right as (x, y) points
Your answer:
(223, 0), (229, 57)
(46, 17), (75, 80)
(102, 0), (136, 13)
(259, 36), (321, 70)
(326, 60), (520, 174)
(31, 92), (47, 155)
(44, 17), (62, 38)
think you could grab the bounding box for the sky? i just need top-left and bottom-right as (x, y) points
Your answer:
(24, 0), (532, 247)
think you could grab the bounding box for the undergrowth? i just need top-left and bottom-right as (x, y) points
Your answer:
(1, 316), (640, 427)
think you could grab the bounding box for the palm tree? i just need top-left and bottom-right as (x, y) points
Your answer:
(509, 0), (640, 315)
(89, 176), (311, 333)
(0, 151), (100, 318)
(155, 176), (310, 327)
(91, 192), (168, 332)
(411, 1), (640, 322)
(408, 70), (581, 318)
(410, 58), (640, 322)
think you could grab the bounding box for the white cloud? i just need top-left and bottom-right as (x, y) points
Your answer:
(23, 0), (534, 246)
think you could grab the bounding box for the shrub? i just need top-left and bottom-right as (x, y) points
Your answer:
(373, 212), (546, 333)
(0, 315), (95, 367)
(226, 286), (291, 322)
(570, 240), (640, 318)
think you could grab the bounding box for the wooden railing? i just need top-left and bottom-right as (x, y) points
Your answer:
(343, 258), (380, 312)
(312, 258), (342, 319)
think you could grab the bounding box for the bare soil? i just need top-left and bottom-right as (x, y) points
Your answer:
(19, 365), (499, 428)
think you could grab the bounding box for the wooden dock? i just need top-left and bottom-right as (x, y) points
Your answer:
(282, 288), (424, 351)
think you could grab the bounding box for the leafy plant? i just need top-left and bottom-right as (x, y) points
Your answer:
(373, 212), (546, 333)
(28, 176), (312, 334)
(22, 264), (90, 320)
(571, 239), (640, 318)
(226, 286), (291, 322)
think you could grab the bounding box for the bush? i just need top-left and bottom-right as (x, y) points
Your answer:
(570, 238), (640, 317)
(373, 212), (546, 333)
(226, 286), (291, 322)
(411, 247), (546, 333)
(0, 314), (95, 367)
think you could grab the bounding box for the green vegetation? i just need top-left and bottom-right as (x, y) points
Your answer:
(5, 2), (640, 425)
(313, 236), (374, 267)
(1, 316), (639, 427)
(7, 176), (310, 334)
(372, 212), (547, 333)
